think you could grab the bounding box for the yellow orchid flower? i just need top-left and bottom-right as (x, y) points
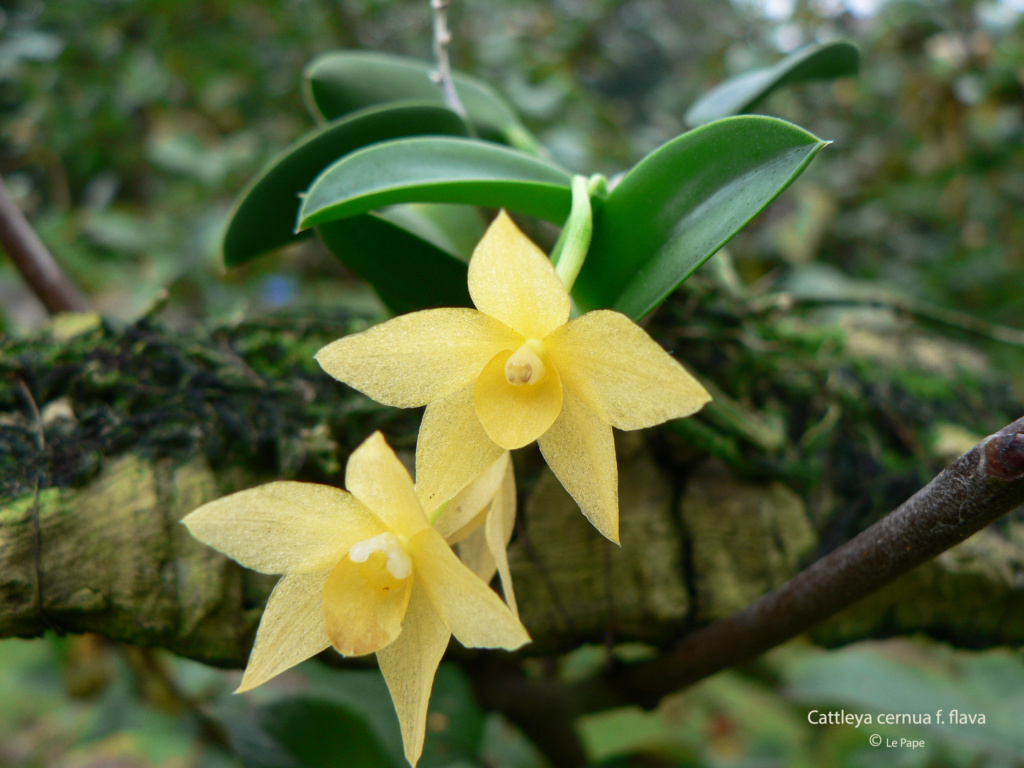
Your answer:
(182, 431), (529, 767)
(316, 211), (710, 543)
(430, 451), (518, 617)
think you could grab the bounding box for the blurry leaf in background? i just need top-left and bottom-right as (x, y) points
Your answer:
(146, 129), (260, 187)
(768, 183), (838, 264)
(684, 40), (860, 127)
(228, 697), (399, 768)
(0, 637), (240, 768)
(303, 51), (541, 153)
(222, 103), (470, 267)
(214, 662), (492, 768)
(417, 664), (486, 768)
(82, 209), (169, 256)
(0, 30), (65, 73)
(298, 136), (573, 229)
(575, 116), (828, 319)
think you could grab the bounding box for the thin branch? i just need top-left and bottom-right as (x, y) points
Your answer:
(573, 413), (1024, 711)
(0, 174), (88, 314)
(429, 0), (471, 123)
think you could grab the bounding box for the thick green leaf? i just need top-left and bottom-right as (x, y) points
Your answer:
(685, 41), (860, 127)
(296, 664), (490, 768)
(299, 137), (572, 230)
(376, 203), (486, 262)
(228, 697), (401, 768)
(222, 102), (469, 267)
(419, 665), (486, 768)
(575, 116), (827, 319)
(300, 668), (406, 767)
(315, 213), (471, 314)
(304, 51), (540, 153)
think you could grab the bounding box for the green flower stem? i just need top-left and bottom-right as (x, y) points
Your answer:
(586, 173), (608, 198)
(550, 174), (594, 292)
(427, 499), (450, 526)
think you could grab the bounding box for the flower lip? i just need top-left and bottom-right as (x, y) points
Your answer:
(504, 340), (547, 386)
(348, 532), (413, 579)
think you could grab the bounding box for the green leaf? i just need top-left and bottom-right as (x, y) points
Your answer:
(300, 667), (406, 767)
(304, 51), (541, 153)
(224, 697), (401, 768)
(315, 213), (471, 314)
(375, 203), (486, 262)
(685, 41), (860, 127)
(298, 137), (572, 230)
(222, 102), (469, 267)
(574, 116), (827, 319)
(419, 665), (486, 768)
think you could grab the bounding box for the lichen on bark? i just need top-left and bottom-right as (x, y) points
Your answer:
(1, 300), (1022, 666)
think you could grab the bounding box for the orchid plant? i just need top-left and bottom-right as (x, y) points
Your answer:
(190, 35), (856, 768)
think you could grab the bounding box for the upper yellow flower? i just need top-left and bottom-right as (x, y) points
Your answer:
(316, 212), (710, 543)
(182, 431), (529, 767)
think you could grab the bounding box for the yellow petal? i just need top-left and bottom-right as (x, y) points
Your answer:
(467, 211), (570, 339)
(433, 452), (510, 541)
(415, 385), (504, 512)
(546, 310), (711, 430)
(453, 451), (516, 579)
(453, 456), (519, 616)
(346, 432), (429, 539)
(183, 482), (383, 574)
(236, 570), (332, 692)
(411, 528), (530, 650)
(315, 308), (520, 408)
(376, 582), (450, 768)
(537, 389), (620, 543)
(322, 548), (412, 656)
(454, 528), (494, 585)
(473, 350), (563, 449)
(485, 457), (519, 617)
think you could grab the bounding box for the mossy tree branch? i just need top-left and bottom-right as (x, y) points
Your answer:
(1, 311), (1023, 761)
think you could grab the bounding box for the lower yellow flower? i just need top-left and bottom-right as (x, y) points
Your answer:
(316, 211), (711, 543)
(182, 431), (529, 767)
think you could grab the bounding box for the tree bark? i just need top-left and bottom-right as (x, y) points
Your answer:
(2, 312), (1023, 669)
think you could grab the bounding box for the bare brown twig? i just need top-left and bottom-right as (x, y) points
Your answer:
(0, 174), (88, 314)
(428, 0), (471, 123)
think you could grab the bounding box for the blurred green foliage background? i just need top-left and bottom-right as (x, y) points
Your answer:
(3, 0), (1023, 338)
(2, 0), (1024, 766)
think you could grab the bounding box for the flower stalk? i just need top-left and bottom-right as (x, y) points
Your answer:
(550, 174), (595, 292)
